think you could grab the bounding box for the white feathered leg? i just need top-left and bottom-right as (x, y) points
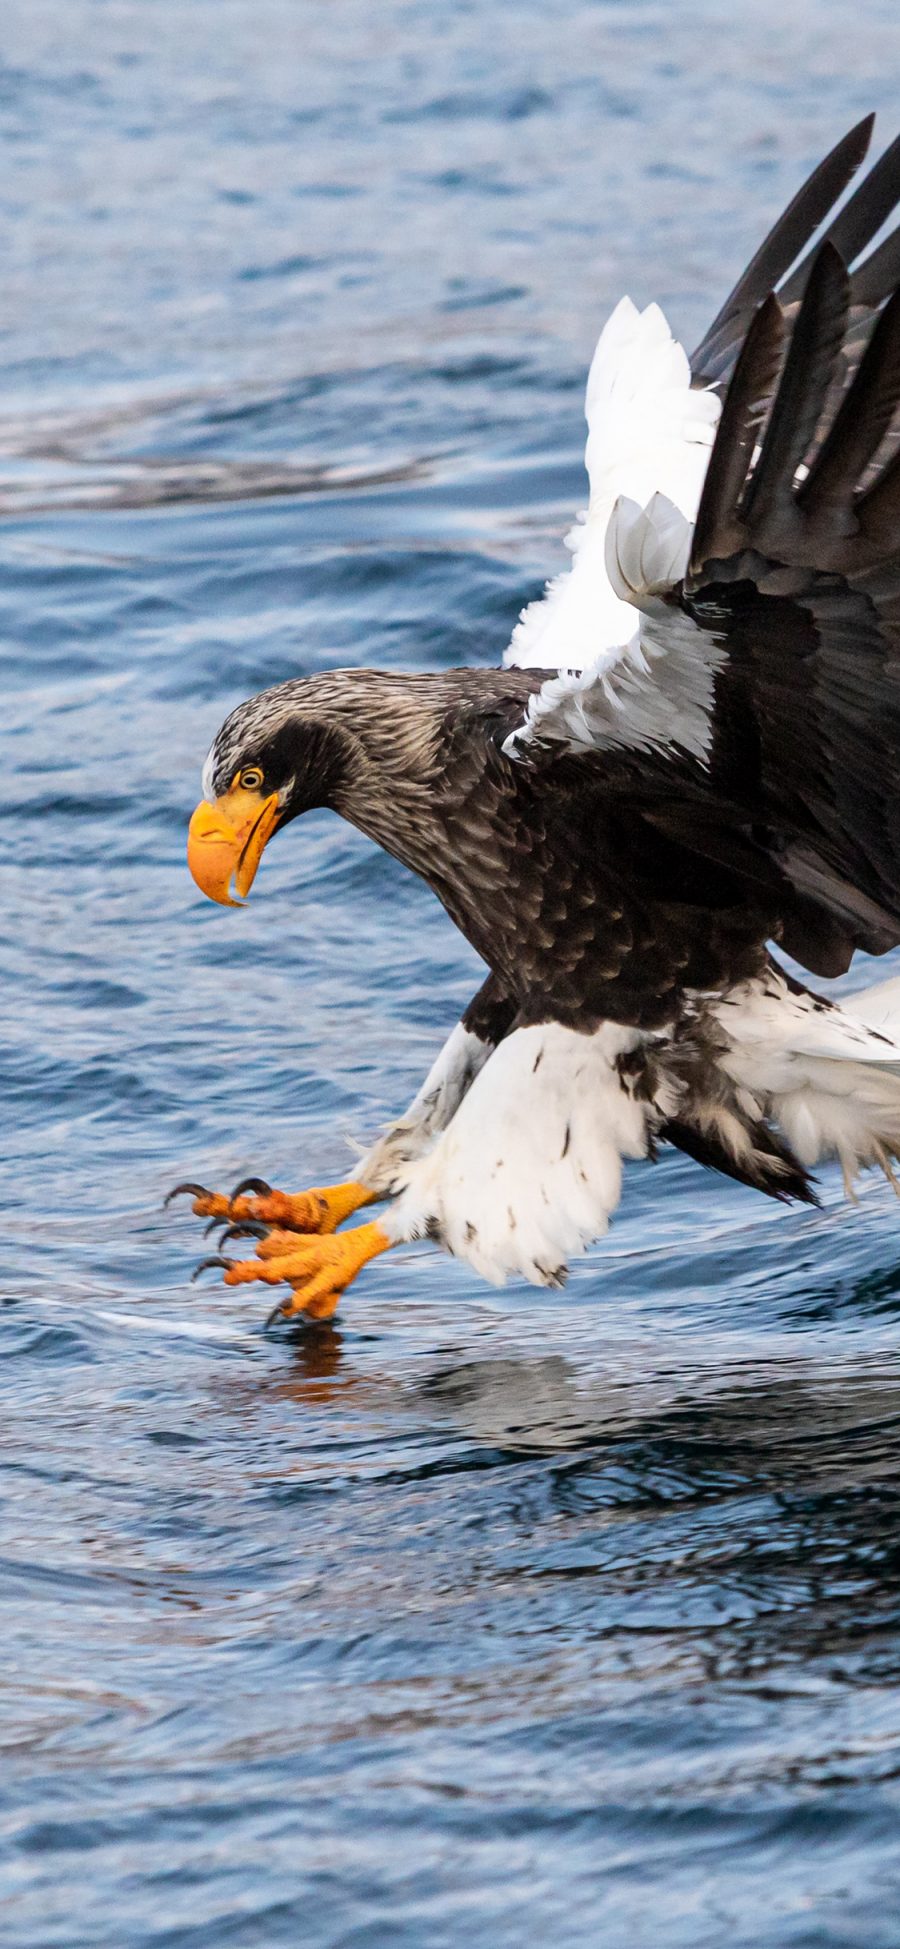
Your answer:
(381, 1022), (673, 1286)
(357, 1019), (494, 1196)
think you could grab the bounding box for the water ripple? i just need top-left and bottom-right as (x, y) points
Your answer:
(5, 1), (900, 1943)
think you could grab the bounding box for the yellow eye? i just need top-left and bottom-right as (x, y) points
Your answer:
(239, 767), (264, 792)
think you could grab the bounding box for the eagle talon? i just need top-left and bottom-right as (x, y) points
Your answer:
(264, 1298), (293, 1330)
(198, 1219), (395, 1319)
(190, 1255), (235, 1283)
(171, 1176), (378, 1233)
(165, 1181), (212, 1209)
(216, 1220), (270, 1246)
(262, 1292), (338, 1328)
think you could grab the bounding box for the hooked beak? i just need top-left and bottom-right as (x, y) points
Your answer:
(187, 786), (281, 907)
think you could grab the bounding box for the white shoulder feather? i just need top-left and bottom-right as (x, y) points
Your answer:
(503, 491), (723, 766)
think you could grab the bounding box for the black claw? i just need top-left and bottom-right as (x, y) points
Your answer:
(202, 1215), (269, 1243)
(230, 1176), (272, 1201)
(190, 1255), (234, 1283)
(264, 1298), (291, 1329)
(164, 1181), (211, 1209)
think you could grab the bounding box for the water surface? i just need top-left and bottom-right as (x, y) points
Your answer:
(5, 3), (900, 1943)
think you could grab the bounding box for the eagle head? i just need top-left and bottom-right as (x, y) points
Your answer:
(186, 679), (351, 906)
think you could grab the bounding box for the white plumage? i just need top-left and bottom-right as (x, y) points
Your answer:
(359, 1019), (492, 1187)
(716, 973), (900, 1185)
(379, 1022), (672, 1286)
(363, 970), (900, 1283)
(505, 298), (719, 677)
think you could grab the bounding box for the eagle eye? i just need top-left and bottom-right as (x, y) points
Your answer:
(238, 767), (264, 792)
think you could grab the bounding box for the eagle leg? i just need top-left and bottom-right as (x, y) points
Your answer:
(167, 1178), (377, 1234)
(201, 1220), (394, 1323)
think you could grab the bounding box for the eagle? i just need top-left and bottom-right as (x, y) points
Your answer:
(170, 114), (900, 1326)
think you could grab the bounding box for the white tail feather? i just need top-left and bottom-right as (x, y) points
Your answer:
(843, 974), (900, 1041)
(718, 970), (900, 1180)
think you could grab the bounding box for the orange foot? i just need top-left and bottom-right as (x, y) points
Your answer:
(166, 1174), (376, 1236)
(194, 1220), (394, 1323)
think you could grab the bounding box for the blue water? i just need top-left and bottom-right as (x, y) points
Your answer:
(6, 3), (900, 1943)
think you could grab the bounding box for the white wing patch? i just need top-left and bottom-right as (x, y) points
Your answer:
(505, 297), (720, 677)
(503, 544), (726, 765)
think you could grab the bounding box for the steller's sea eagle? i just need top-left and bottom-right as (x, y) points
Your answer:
(170, 115), (900, 1324)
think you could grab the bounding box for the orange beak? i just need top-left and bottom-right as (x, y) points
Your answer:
(186, 786), (281, 907)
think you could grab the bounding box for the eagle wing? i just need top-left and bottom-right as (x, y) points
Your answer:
(691, 115), (900, 390)
(507, 116), (900, 689)
(505, 238), (900, 981)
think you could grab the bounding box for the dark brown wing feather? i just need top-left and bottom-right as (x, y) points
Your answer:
(692, 118), (900, 496)
(798, 281), (900, 527)
(681, 240), (900, 973)
(692, 116), (874, 384)
(740, 244), (849, 535)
